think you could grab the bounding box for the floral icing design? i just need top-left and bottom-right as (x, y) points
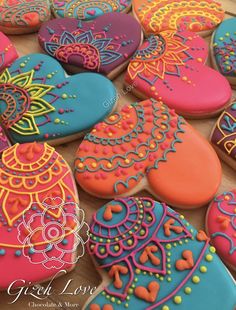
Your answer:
(52, 0), (131, 20)
(133, 0), (224, 35)
(86, 197), (226, 309)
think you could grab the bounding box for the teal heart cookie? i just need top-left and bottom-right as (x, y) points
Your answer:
(0, 54), (117, 144)
(85, 197), (236, 310)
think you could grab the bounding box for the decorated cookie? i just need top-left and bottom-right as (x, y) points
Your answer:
(0, 32), (18, 72)
(75, 99), (222, 209)
(0, 0), (51, 35)
(125, 30), (232, 118)
(0, 53), (117, 145)
(0, 142), (89, 290)
(0, 125), (11, 154)
(84, 197), (236, 310)
(132, 0), (224, 37)
(211, 101), (236, 170)
(38, 13), (142, 79)
(206, 190), (236, 271)
(211, 18), (236, 88)
(51, 0), (131, 21)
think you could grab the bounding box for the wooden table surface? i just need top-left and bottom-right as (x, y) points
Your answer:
(1, 1), (236, 309)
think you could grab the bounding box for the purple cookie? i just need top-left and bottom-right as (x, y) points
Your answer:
(211, 101), (236, 170)
(38, 12), (142, 79)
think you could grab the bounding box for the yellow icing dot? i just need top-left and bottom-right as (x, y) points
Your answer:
(182, 76), (188, 81)
(108, 132), (113, 137)
(197, 58), (203, 62)
(135, 269), (141, 274)
(151, 86), (156, 91)
(200, 266), (207, 273)
(174, 296), (182, 304)
(162, 306), (169, 310)
(184, 287), (192, 295)
(209, 246), (216, 253)
(109, 115), (116, 121)
(111, 297), (115, 303)
(91, 162), (97, 168)
(107, 163), (112, 168)
(78, 163), (84, 168)
(138, 152), (144, 158)
(150, 143), (155, 149)
(224, 195), (230, 200)
(127, 239), (133, 246)
(166, 244), (172, 250)
(179, 215), (185, 219)
(206, 254), (213, 262)
(156, 134), (162, 139)
(114, 245), (120, 251)
(125, 159), (130, 164)
(192, 276), (200, 284)
(54, 118), (60, 124)
(99, 248), (105, 254)
(161, 125), (166, 129)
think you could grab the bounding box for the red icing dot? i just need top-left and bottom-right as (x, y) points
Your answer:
(44, 134), (49, 139)
(58, 109), (64, 114)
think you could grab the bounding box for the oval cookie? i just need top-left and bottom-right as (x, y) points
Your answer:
(133, 0), (224, 37)
(51, 0), (131, 20)
(211, 18), (236, 88)
(0, 0), (51, 35)
(206, 190), (236, 271)
(38, 13), (142, 79)
(0, 142), (89, 290)
(211, 101), (236, 170)
(0, 53), (117, 145)
(0, 32), (18, 72)
(125, 30), (232, 118)
(84, 197), (236, 310)
(75, 99), (222, 209)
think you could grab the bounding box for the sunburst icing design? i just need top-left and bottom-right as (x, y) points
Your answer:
(0, 69), (55, 135)
(128, 31), (191, 82)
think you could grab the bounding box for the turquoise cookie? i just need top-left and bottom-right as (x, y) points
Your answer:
(0, 54), (117, 144)
(211, 18), (236, 87)
(85, 197), (236, 310)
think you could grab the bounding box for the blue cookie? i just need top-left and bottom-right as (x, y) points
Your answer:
(0, 53), (117, 144)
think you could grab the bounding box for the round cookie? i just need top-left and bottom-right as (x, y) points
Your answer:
(0, 32), (18, 72)
(75, 99), (222, 209)
(0, 142), (89, 290)
(0, 0), (51, 35)
(211, 101), (236, 170)
(51, 0), (132, 21)
(38, 13), (143, 79)
(206, 191), (236, 271)
(0, 53), (117, 145)
(84, 197), (236, 310)
(132, 0), (224, 37)
(125, 30), (232, 118)
(211, 18), (236, 88)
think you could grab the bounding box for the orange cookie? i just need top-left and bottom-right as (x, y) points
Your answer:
(75, 99), (222, 209)
(132, 0), (224, 37)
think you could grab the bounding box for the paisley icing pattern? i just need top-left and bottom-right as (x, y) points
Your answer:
(0, 32), (18, 72)
(85, 197), (236, 309)
(75, 99), (221, 209)
(207, 191), (236, 270)
(133, 0), (224, 36)
(0, 54), (117, 144)
(125, 30), (231, 117)
(52, 0), (131, 20)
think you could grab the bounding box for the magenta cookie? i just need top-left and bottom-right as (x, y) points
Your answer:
(125, 30), (232, 118)
(206, 190), (236, 271)
(0, 142), (89, 290)
(0, 32), (18, 72)
(38, 13), (142, 79)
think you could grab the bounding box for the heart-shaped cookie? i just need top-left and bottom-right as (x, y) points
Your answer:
(0, 32), (18, 72)
(211, 18), (236, 88)
(211, 101), (236, 170)
(0, 0), (51, 34)
(51, 0), (132, 21)
(0, 142), (89, 290)
(132, 0), (224, 37)
(125, 30), (232, 118)
(206, 190), (236, 271)
(75, 99), (222, 209)
(84, 197), (236, 310)
(38, 13), (142, 79)
(0, 53), (117, 145)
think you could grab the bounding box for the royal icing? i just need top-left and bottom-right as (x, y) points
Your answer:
(125, 30), (231, 117)
(0, 32), (18, 72)
(75, 99), (221, 209)
(85, 197), (236, 309)
(212, 18), (236, 85)
(211, 101), (236, 169)
(0, 54), (117, 144)
(207, 191), (236, 271)
(0, 125), (11, 154)
(132, 0), (224, 36)
(0, 0), (51, 34)
(39, 13), (142, 78)
(0, 142), (89, 289)
(51, 0), (131, 20)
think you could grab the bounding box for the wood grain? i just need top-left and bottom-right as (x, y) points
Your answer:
(0, 3), (235, 309)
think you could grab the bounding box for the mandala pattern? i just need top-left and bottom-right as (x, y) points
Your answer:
(133, 0), (224, 35)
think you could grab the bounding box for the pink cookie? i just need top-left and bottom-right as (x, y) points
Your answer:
(206, 190), (236, 271)
(125, 30), (232, 118)
(0, 142), (89, 290)
(0, 125), (11, 154)
(0, 32), (18, 72)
